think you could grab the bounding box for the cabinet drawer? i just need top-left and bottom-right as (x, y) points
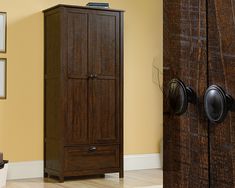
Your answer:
(64, 145), (119, 172)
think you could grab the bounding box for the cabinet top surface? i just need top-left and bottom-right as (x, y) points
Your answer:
(43, 4), (125, 13)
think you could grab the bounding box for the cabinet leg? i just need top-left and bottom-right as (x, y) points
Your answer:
(119, 170), (124, 178)
(59, 176), (64, 183)
(99, 174), (105, 178)
(44, 172), (48, 178)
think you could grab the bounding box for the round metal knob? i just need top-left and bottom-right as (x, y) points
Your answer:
(167, 78), (196, 115)
(204, 85), (234, 124)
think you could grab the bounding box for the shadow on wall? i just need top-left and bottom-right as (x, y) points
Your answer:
(0, 12), (44, 161)
(152, 56), (163, 92)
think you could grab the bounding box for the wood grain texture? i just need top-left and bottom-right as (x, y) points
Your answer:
(208, 0), (235, 187)
(163, 0), (208, 187)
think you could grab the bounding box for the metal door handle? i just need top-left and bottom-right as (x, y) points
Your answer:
(204, 85), (234, 124)
(167, 78), (197, 115)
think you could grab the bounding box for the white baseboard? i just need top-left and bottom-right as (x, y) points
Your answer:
(7, 153), (161, 180)
(7, 161), (43, 180)
(124, 153), (161, 171)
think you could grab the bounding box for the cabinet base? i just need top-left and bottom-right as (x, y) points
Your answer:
(44, 168), (123, 183)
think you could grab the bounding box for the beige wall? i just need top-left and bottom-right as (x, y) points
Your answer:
(0, 0), (163, 162)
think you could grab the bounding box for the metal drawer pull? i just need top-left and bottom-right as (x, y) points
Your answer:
(89, 146), (97, 152)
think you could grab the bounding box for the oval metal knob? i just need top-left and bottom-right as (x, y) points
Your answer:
(204, 85), (234, 124)
(167, 78), (196, 115)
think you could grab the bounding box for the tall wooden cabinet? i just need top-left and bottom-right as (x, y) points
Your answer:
(43, 5), (124, 182)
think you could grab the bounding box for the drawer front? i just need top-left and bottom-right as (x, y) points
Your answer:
(64, 145), (119, 172)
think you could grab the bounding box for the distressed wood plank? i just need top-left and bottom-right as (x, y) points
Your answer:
(208, 0), (235, 187)
(163, 0), (208, 187)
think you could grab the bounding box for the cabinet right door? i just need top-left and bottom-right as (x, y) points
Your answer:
(208, 1), (235, 187)
(88, 12), (120, 144)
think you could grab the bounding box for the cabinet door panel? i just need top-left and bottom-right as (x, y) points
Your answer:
(89, 13), (118, 78)
(67, 12), (88, 78)
(66, 79), (89, 145)
(90, 79), (119, 144)
(208, 1), (235, 187)
(163, 0), (208, 187)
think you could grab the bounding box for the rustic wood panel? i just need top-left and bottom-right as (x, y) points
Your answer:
(163, 0), (208, 187)
(208, 0), (235, 187)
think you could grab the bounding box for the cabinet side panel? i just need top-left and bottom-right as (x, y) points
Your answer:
(44, 11), (62, 172)
(119, 11), (124, 178)
(45, 12), (61, 77)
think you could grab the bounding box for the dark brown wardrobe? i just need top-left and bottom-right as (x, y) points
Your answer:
(164, 0), (235, 187)
(43, 5), (124, 182)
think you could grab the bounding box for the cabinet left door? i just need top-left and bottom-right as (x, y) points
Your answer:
(65, 11), (90, 145)
(163, 1), (208, 187)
